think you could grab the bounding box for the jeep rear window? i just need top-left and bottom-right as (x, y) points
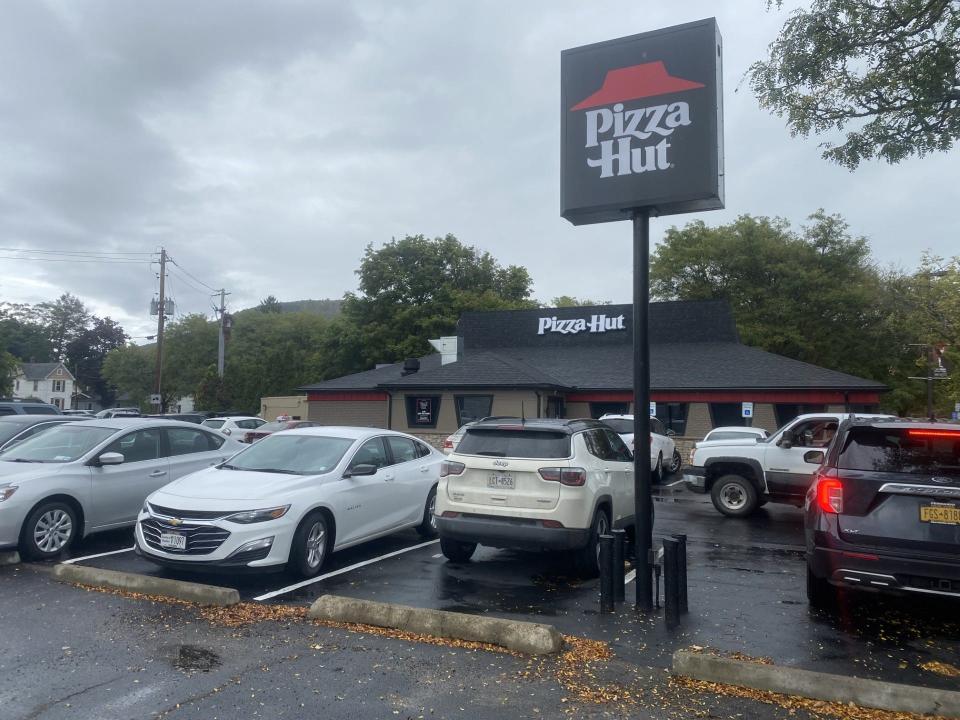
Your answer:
(839, 427), (960, 477)
(456, 429), (571, 459)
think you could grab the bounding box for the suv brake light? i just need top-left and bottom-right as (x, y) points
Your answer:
(538, 467), (586, 486)
(816, 474), (843, 514)
(442, 439), (454, 449)
(440, 460), (465, 478)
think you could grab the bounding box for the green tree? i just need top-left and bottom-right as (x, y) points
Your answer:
(102, 345), (154, 409)
(195, 365), (232, 411)
(650, 211), (900, 382)
(0, 305), (53, 362)
(325, 234), (535, 374)
(257, 295), (282, 313)
(37, 293), (91, 358)
(550, 296), (608, 307)
(65, 317), (128, 407)
(750, 0), (960, 168)
(0, 350), (18, 397)
(162, 314), (219, 398)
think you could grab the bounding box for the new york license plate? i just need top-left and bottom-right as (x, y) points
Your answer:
(487, 474), (515, 490)
(160, 533), (187, 550)
(920, 504), (960, 525)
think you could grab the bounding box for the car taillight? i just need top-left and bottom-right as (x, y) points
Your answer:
(538, 467), (586, 486)
(440, 460), (465, 478)
(816, 474), (843, 514)
(443, 439), (454, 449)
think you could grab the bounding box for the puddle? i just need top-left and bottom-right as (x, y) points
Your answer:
(171, 644), (221, 672)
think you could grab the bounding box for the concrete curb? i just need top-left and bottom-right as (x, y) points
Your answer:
(308, 594), (562, 655)
(52, 563), (240, 606)
(673, 650), (960, 717)
(0, 551), (20, 567)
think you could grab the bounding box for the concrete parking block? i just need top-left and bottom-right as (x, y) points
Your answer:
(673, 650), (960, 717)
(0, 551), (20, 566)
(308, 594), (563, 655)
(52, 563), (240, 606)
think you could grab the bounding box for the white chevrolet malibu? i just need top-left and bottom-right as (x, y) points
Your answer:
(135, 427), (444, 577)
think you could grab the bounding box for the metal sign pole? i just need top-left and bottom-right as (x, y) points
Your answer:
(633, 209), (653, 611)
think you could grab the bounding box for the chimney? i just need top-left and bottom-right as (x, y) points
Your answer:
(401, 358), (420, 376)
(429, 336), (462, 366)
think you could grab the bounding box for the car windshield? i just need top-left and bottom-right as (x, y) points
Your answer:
(601, 419), (634, 434)
(256, 421), (288, 433)
(203, 419), (225, 429)
(223, 434), (355, 475)
(0, 424), (117, 463)
(839, 427), (960, 477)
(457, 429), (571, 459)
(0, 420), (34, 445)
(707, 431), (760, 441)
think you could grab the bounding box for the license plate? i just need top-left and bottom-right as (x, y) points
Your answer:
(487, 474), (515, 490)
(920, 505), (960, 525)
(160, 533), (187, 550)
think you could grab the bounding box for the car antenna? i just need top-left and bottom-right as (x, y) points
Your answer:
(521, 401), (526, 424)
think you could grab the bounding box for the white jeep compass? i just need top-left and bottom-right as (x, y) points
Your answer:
(434, 419), (636, 576)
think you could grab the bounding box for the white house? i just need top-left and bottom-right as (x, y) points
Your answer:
(13, 362), (76, 410)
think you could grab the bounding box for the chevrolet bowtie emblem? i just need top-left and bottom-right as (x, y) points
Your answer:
(169, 518), (183, 526)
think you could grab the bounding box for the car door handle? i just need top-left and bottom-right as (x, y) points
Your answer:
(383, 473), (395, 482)
(419, 465), (431, 473)
(149, 470), (167, 477)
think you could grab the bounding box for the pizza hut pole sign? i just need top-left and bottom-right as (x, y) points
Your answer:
(560, 19), (723, 613)
(561, 18), (724, 224)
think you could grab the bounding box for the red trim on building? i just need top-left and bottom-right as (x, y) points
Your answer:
(565, 391), (881, 404)
(307, 392), (388, 402)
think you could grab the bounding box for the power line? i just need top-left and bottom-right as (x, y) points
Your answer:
(168, 256), (219, 293)
(168, 265), (219, 298)
(0, 254), (152, 264)
(0, 247), (154, 256)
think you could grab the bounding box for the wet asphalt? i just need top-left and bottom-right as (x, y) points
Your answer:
(2, 476), (959, 718)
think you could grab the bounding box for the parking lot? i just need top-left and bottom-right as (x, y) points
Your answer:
(9, 474), (959, 700)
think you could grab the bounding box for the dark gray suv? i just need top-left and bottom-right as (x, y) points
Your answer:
(804, 420), (960, 608)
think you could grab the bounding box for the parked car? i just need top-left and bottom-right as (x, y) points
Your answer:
(599, 414), (681, 477)
(135, 427), (444, 577)
(0, 399), (61, 416)
(95, 407), (141, 419)
(200, 416), (266, 438)
(146, 413), (207, 424)
(702, 426), (770, 442)
(0, 415), (89, 452)
(442, 417), (522, 454)
(241, 419), (318, 443)
(62, 409), (96, 417)
(435, 418), (638, 576)
(0, 419), (244, 559)
(686, 412), (896, 517)
(805, 419), (959, 608)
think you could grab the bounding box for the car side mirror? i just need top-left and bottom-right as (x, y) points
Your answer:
(98, 452), (124, 466)
(345, 463), (377, 478)
(665, 429), (676, 437)
(778, 431), (795, 449)
(804, 450), (825, 465)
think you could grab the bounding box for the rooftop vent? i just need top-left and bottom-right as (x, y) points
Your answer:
(428, 336), (462, 366)
(401, 358), (420, 376)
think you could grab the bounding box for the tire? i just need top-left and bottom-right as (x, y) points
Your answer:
(573, 508), (610, 578)
(288, 512), (329, 578)
(440, 536), (476, 562)
(806, 565), (837, 609)
(21, 500), (78, 560)
(668, 449), (683, 475)
(651, 453), (663, 484)
(710, 474), (759, 517)
(416, 486), (438, 538)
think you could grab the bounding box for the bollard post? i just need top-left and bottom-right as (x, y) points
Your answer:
(653, 561), (662, 609)
(611, 529), (626, 603)
(672, 533), (688, 613)
(599, 534), (614, 613)
(662, 537), (680, 628)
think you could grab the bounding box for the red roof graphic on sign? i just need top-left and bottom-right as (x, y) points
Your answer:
(571, 61), (704, 111)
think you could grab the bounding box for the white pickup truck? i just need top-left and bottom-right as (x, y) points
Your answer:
(685, 412), (895, 517)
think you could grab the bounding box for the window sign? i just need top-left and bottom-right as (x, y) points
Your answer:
(405, 396), (442, 429)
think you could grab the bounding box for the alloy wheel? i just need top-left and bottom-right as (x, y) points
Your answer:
(428, 493), (437, 530)
(305, 522), (326, 569)
(593, 512), (609, 566)
(34, 509), (73, 553)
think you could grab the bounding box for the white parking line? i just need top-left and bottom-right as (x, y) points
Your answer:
(624, 569), (636, 585)
(660, 477), (686, 488)
(432, 553), (443, 558)
(62, 546), (135, 565)
(253, 539), (440, 602)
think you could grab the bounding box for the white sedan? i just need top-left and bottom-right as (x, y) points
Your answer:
(135, 427), (444, 577)
(599, 414), (681, 477)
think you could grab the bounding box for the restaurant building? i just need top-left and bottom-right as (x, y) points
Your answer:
(299, 301), (886, 447)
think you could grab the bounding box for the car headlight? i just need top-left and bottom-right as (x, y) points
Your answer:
(224, 505), (290, 524)
(0, 485), (18, 503)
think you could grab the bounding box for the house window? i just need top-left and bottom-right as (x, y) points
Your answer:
(405, 395), (442, 429)
(33, 381), (39, 391)
(14, 381), (18, 391)
(455, 395), (492, 426)
(655, 402), (689, 435)
(545, 397), (565, 419)
(52, 380), (65, 393)
(51, 398), (64, 409)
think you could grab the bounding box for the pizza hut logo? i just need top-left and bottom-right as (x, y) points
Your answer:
(571, 61), (704, 178)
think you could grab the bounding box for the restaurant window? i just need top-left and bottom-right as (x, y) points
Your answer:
(589, 402), (630, 419)
(405, 395), (442, 429)
(655, 402), (688, 436)
(545, 397), (565, 419)
(774, 404), (827, 428)
(709, 403), (746, 428)
(455, 395), (493, 426)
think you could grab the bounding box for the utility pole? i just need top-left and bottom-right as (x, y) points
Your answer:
(154, 248), (167, 412)
(217, 289), (227, 378)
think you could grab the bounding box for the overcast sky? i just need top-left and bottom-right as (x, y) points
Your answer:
(1, 1), (957, 339)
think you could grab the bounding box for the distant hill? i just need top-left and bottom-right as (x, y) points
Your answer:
(235, 298), (342, 318)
